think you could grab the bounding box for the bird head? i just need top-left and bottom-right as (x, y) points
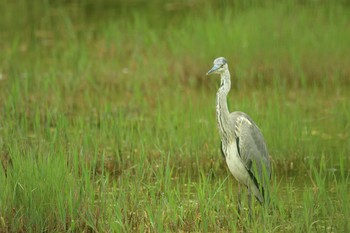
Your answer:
(206, 57), (228, 75)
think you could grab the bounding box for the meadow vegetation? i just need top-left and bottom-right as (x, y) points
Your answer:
(0, 0), (349, 232)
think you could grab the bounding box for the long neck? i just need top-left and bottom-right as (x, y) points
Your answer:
(216, 69), (232, 143)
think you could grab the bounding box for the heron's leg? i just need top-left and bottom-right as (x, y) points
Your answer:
(248, 185), (252, 221)
(237, 184), (242, 218)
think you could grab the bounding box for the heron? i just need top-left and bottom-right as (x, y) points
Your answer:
(206, 57), (271, 219)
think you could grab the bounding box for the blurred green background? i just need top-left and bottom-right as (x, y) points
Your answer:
(0, 0), (349, 232)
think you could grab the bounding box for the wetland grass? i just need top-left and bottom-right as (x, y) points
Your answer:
(0, 1), (349, 232)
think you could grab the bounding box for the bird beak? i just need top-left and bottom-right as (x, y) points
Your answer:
(206, 64), (220, 75)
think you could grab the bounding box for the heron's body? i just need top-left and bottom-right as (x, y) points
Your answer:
(220, 112), (269, 203)
(225, 137), (250, 189)
(207, 57), (271, 218)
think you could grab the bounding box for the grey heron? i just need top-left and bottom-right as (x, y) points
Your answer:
(206, 57), (271, 219)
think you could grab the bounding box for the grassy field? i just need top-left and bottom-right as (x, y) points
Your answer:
(0, 0), (349, 232)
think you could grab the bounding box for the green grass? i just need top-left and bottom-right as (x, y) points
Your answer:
(0, 0), (349, 232)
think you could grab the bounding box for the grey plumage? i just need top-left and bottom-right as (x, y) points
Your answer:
(207, 57), (271, 218)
